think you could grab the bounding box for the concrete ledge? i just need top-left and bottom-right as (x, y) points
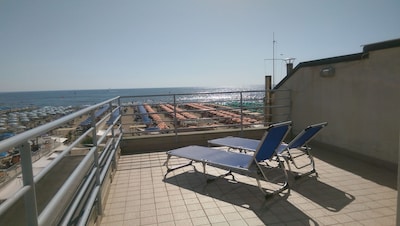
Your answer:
(121, 129), (397, 172)
(120, 128), (268, 155)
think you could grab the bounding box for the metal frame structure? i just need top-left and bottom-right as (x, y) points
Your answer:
(119, 89), (291, 136)
(208, 122), (328, 179)
(0, 89), (291, 224)
(0, 97), (122, 226)
(164, 121), (292, 198)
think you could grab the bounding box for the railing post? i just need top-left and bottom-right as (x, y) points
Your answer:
(114, 98), (122, 170)
(239, 92), (244, 134)
(173, 94), (178, 137)
(109, 102), (116, 147)
(20, 141), (39, 226)
(111, 103), (116, 170)
(90, 110), (103, 215)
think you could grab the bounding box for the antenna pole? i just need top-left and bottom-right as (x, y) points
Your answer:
(272, 33), (276, 87)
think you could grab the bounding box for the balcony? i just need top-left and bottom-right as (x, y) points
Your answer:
(0, 90), (397, 225)
(100, 145), (396, 225)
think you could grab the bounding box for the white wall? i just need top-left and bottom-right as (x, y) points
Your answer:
(274, 46), (400, 164)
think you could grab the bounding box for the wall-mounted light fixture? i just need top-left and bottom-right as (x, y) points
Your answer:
(320, 66), (335, 77)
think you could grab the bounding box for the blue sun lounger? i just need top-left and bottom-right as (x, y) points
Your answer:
(164, 121), (292, 198)
(209, 122), (328, 179)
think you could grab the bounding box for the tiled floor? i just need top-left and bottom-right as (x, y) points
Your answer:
(100, 146), (397, 226)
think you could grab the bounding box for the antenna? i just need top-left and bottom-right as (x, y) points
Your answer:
(272, 32), (277, 86)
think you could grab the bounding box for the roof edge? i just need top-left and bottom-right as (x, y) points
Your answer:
(274, 38), (400, 89)
(363, 38), (400, 52)
(274, 53), (365, 89)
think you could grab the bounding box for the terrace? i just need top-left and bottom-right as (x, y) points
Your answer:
(0, 90), (397, 225)
(101, 145), (396, 226)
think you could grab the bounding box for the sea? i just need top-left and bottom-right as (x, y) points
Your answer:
(0, 86), (264, 110)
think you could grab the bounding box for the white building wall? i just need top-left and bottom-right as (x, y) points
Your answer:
(274, 45), (400, 164)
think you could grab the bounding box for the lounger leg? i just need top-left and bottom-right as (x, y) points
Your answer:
(201, 162), (227, 183)
(201, 162), (214, 183)
(279, 155), (295, 178)
(255, 159), (289, 199)
(310, 153), (318, 178)
(285, 147), (318, 180)
(164, 154), (196, 178)
(207, 170), (235, 183)
(294, 155), (317, 180)
(291, 149), (318, 180)
(202, 162), (207, 176)
(221, 170), (235, 181)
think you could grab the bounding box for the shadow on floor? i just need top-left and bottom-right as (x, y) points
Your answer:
(164, 170), (320, 225)
(291, 175), (355, 212)
(311, 143), (397, 190)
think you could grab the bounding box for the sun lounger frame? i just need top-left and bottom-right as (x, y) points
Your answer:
(164, 121), (292, 198)
(208, 122), (328, 179)
(277, 122), (328, 178)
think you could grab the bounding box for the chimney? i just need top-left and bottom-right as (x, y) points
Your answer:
(284, 58), (295, 75)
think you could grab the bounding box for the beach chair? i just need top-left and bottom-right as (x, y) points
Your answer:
(164, 121), (292, 198)
(209, 122), (328, 179)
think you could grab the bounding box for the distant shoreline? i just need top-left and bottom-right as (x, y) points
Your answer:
(0, 85), (264, 94)
(0, 86), (264, 110)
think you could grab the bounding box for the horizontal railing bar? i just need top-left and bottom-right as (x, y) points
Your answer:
(99, 125), (121, 165)
(100, 135), (121, 184)
(38, 146), (97, 225)
(0, 185), (31, 217)
(95, 111), (112, 128)
(61, 107), (122, 225)
(59, 169), (96, 226)
(120, 89), (270, 99)
(77, 186), (100, 226)
(34, 127), (94, 183)
(267, 104), (291, 109)
(96, 125), (112, 147)
(0, 89), (291, 225)
(99, 137), (114, 166)
(0, 97), (119, 152)
(96, 109), (120, 143)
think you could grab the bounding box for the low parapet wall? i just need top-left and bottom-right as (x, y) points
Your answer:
(120, 128), (268, 155)
(120, 127), (397, 171)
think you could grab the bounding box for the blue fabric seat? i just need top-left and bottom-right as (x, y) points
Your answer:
(209, 122), (328, 179)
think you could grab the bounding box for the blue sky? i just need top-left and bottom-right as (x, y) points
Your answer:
(1, 0), (399, 92)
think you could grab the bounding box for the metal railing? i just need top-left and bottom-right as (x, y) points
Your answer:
(119, 89), (291, 136)
(0, 89), (291, 225)
(0, 97), (122, 225)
